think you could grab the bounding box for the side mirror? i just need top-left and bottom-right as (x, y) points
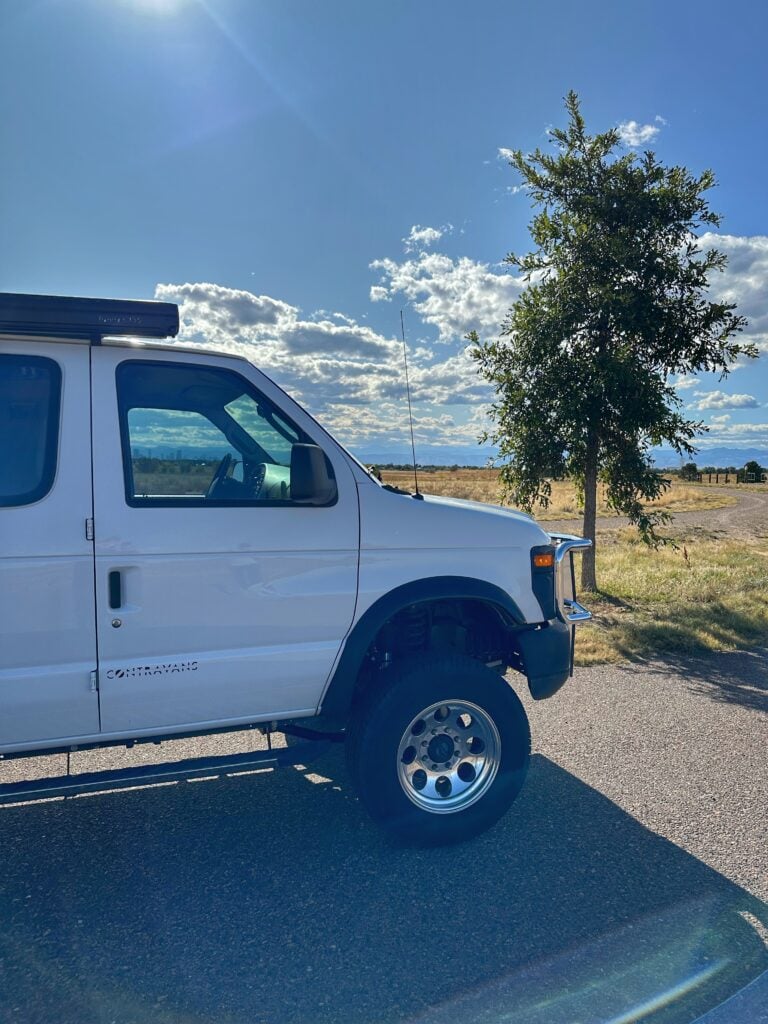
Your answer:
(290, 444), (337, 505)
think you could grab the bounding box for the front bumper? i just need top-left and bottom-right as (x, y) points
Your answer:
(517, 619), (573, 699)
(551, 532), (593, 623)
(517, 533), (593, 700)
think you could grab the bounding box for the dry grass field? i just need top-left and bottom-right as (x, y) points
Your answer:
(380, 468), (736, 520)
(133, 464), (214, 496)
(576, 528), (768, 666)
(132, 462), (750, 512)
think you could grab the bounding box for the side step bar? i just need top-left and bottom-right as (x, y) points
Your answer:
(0, 738), (331, 807)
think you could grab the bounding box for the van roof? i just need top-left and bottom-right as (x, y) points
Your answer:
(0, 330), (249, 363)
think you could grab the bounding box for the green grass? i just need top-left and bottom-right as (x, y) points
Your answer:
(575, 528), (768, 665)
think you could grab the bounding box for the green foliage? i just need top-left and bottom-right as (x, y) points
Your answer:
(679, 462), (699, 481)
(470, 91), (756, 586)
(744, 459), (764, 478)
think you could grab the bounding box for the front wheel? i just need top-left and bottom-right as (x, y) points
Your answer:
(345, 655), (531, 845)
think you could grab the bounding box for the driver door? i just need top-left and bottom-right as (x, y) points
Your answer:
(90, 345), (359, 736)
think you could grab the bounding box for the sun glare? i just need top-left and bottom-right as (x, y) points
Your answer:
(128, 0), (187, 14)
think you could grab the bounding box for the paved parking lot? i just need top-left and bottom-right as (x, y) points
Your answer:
(1, 650), (766, 1024)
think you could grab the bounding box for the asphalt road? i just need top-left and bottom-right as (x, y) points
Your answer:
(1, 650), (766, 1024)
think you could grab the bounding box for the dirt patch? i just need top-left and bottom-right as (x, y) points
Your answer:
(542, 487), (768, 540)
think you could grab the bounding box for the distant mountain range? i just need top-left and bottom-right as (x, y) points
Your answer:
(650, 446), (768, 468)
(361, 445), (768, 469)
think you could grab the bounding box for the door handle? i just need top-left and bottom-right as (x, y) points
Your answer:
(108, 570), (122, 610)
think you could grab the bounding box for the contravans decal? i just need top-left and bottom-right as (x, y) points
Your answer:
(106, 661), (199, 680)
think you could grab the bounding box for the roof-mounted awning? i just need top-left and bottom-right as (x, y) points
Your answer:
(0, 292), (180, 342)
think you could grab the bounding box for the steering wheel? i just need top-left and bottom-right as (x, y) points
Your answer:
(205, 453), (233, 499)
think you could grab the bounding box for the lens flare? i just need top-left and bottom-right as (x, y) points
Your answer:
(128, 0), (187, 14)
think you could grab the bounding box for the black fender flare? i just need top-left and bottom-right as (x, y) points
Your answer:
(319, 576), (526, 718)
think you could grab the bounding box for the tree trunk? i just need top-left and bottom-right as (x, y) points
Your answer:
(581, 439), (599, 591)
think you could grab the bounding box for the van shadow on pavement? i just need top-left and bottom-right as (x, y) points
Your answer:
(0, 751), (766, 1024)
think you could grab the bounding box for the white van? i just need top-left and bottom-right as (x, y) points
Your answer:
(0, 292), (590, 843)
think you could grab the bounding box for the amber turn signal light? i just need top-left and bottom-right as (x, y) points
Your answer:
(532, 551), (555, 569)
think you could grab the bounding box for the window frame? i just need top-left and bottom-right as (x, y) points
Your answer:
(115, 358), (337, 509)
(0, 353), (62, 509)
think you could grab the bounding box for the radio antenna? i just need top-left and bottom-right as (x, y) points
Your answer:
(400, 309), (422, 499)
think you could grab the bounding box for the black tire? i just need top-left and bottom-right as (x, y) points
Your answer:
(345, 654), (531, 845)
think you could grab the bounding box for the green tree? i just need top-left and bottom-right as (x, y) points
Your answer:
(680, 462), (699, 482)
(471, 92), (755, 590)
(744, 460), (764, 480)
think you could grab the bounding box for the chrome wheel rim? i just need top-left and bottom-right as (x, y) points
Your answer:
(396, 699), (501, 814)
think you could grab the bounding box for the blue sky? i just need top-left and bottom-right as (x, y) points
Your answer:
(2, 0), (767, 463)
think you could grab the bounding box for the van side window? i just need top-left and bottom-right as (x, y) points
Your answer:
(0, 354), (61, 508)
(116, 360), (334, 507)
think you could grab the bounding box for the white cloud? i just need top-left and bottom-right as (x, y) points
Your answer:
(370, 251), (525, 343)
(697, 233), (768, 353)
(155, 282), (404, 416)
(157, 281), (395, 359)
(692, 390), (760, 410)
(284, 322), (393, 358)
(617, 120), (660, 147)
(703, 422), (768, 443)
(153, 280), (493, 460)
(672, 376), (700, 391)
(407, 349), (492, 406)
(497, 147), (515, 162)
(372, 235), (768, 353)
(157, 282), (293, 329)
(720, 423), (768, 435)
(150, 229), (767, 461)
(403, 224), (451, 253)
